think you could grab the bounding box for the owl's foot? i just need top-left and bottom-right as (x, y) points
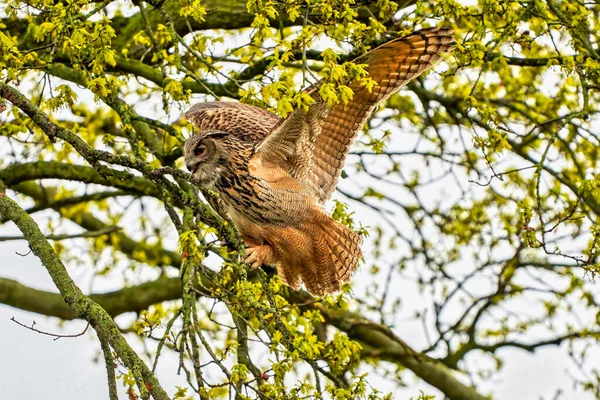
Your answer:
(245, 245), (277, 269)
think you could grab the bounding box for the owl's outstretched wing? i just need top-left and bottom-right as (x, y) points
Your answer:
(253, 27), (456, 203)
(185, 101), (280, 142)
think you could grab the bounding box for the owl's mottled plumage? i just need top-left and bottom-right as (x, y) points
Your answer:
(184, 28), (455, 296)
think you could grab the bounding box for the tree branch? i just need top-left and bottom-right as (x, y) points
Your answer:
(0, 192), (170, 400)
(4, 0), (415, 60)
(0, 276), (182, 320)
(0, 82), (244, 251)
(10, 181), (182, 268)
(0, 161), (160, 198)
(302, 296), (488, 400)
(0, 274), (488, 400)
(96, 325), (119, 400)
(0, 226), (121, 242)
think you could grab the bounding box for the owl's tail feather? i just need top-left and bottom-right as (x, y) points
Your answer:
(301, 215), (363, 297)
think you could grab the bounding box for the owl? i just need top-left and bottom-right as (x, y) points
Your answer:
(183, 28), (455, 296)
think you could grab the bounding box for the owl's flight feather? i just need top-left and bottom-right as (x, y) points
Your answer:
(254, 27), (456, 203)
(184, 27), (455, 296)
(186, 101), (279, 142)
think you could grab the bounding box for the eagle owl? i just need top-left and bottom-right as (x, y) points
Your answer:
(183, 28), (455, 296)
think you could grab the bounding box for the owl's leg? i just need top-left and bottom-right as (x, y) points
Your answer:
(245, 245), (277, 269)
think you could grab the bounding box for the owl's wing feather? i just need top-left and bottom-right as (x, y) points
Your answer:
(185, 101), (280, 142)
(254, 27), (456, 203)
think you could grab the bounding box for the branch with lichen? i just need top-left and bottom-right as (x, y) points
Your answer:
(0, 192), (170, 400)
(0, 273), (488, 400)
(0, 161), (159, 197)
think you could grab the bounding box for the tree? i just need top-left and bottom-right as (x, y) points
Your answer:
(1, 0), (600, 398)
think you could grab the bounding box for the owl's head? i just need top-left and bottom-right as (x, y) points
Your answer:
(183, 130), (235, 188)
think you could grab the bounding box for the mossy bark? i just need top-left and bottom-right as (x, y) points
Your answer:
(0, 193), (171, 400)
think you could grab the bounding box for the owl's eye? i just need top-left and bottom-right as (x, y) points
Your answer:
(195, 145), (207, 157)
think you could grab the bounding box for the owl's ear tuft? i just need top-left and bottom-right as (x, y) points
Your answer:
(203, 131), (229, 140)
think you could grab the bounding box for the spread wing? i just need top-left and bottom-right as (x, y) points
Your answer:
(185, 101), (280, 142)
(253, 27), (456, 203)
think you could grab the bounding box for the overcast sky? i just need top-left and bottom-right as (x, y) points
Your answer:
(0, 184), (595, 399)
(1, 89), (597, 400)
(1, 2), (599, 396)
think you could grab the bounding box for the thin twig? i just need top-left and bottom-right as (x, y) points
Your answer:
(0, 226), (121, 242)
(10, 317), (90, 341)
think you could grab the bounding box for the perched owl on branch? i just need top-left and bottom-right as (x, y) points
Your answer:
(184, 28), (455, 296)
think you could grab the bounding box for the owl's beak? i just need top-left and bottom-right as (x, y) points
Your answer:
(186, 161), (199, 174)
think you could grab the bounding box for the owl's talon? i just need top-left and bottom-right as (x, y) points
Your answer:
(244, 245), (276, 269)
(244, 247), (259, 269)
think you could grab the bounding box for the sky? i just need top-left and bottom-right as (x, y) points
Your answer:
(1, 1), (600, 398)
(0, 148), (595, 399)
(0, 239), (587, 400)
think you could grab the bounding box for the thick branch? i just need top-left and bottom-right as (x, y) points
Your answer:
(0, 276), (182, 320)
(0, 274), (488, 400)
(0, 193), (170, 400)
(4, 0), (414, 59)
(0, 226), (120, 242)
(0, 161), (159, 197)
(111, 57), (234, 97)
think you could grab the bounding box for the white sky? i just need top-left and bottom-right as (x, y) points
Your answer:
(0, 241), (588, 400)
(1, 119), (596, 399)
(1, 2), (600, 398)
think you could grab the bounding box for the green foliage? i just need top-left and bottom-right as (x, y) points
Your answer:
(2, 0), (600, 399)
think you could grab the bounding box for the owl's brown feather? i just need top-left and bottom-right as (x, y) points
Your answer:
(183, 27), (455, 296)
(241, 208), (362, 296)
(185, 102), (279, 142)
(255, 27), (455, 203)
